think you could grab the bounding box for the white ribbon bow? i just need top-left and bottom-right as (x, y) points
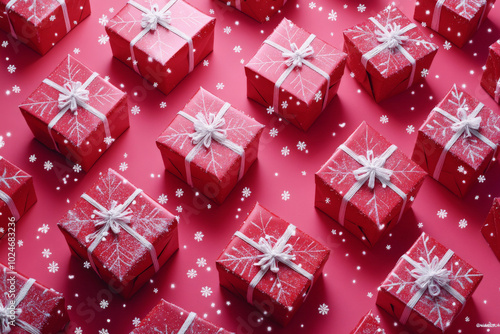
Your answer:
(85, 200), (134, 242)
(410, 256), (451, 297)
(189, 112), (227, 149)
(141, 4), (171, 31)
(253, 235), (295, 273)
(58, 81), (90, 113)
(375, 23), (410, 50)
(282, 43), (315, 67)
(451, 107), (482, 138)
(352, 150), (393, 189)
(0, 301), (22, 334)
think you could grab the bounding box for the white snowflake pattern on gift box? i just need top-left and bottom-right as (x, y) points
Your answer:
(0, 167), (29, 188)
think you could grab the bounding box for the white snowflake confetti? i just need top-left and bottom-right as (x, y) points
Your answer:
(216, 82), (224, 90)
(314, 90), (322, 102)
(201, 286), (212, 297)
(38, 224), (50, 233)
(131, 105), (140, 115)
(48, 261), (59, 273)
(176, 206), (183, 213)
(73, 48), (80, 54)
(281, 190), (290, 201)
(380, 115), (389, 124)
(12, 85), (20, 93)
(367, 292), (373, 298)
(269, 128), (278, 137)
(157, 194), (168, 204)
(281, 146), (290, 156)
(224, 26), (231, 34)
(242, 187), (251, 198)
(386, 244), (391, 250)
(197, 257), (207, 267)
(104, 136), (115, 145)
(328, 10), (337, 21)
(42, 249), (52, 258)
(49, 15), (56, 21)
(309, 2), (316, 9)
(44, 161), (53, 171)
(266, 106), (274, 114)
(406, 125), (415, 134)
(325, 197), (330, 204)
(176, 188), (184, 197)
(203, 60), (209, 66)
(98, 34), (109, 45)
(99, 329), (109, 334)
(73, 164), (82, 173)
(418, 222), (424, 228)
(29, 155), (36, 163)
(459, 219), (468, 229)
(7, 65), (16, 73)
(1, 41), (8, 48)
(17, 240), (23, 247)
(357, 4), (366, 12)
(281, 101), (288, 109)
(74, 327), (82, 334)
(99, 14), (109, 26)
(194, 231), (204, 242)
(297, 141), (306, 151)
(437, 209), (448, 219)
(421, 68), (429, 77)
(100, 300), (109, 309)
(458, 165), (465, 173)
(83, 261), (91, 269)
(187, 269), (197, 279)
(132, 317), (141, 327)
(160, 101), (167, 108)
(478, 175), (485, 183)
(443, 41), (452, 50)
(0, 137), (4, 149)
(318, 303), (329, 315)
(119, 162), (128, 171)
(233, 45), (242, 53)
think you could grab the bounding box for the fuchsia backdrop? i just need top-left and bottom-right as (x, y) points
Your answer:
(0, 0), (500, 333)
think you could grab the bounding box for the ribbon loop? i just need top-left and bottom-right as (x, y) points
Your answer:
(352, 150), (393, 189)
(375, 23), (410, 50)
(141, 4), (171, 30)
(254, 235), (295, 273)
(451, 107), (481, 138)
(410, 256), (451, 297)
(0, 302), (22, 333)
(189, 112), (227, 148)
(58, 81), (90, 113)
(282, 43), (314, 67)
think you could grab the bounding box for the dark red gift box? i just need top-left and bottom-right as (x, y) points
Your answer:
(156, 87), (264, 204)
(58, 168), (179, 299)
(19, 55), (129, 172)
(315, 121), (426, 247)
(377, 232), (483, 334)
(412, 85), (500, 197)
(131, 299), (233, 333)
(0, 0), (90, 55)
(343, 6), (438, 102)
(414, 0), (495, 48)
(481, 39), (500, 104)
(0, 262), (69, 333)
(216, 203), (330, 326)
(350, 310), (385, 334)
(105, 0), (215, 96)
(222, 0), (287, 23)
(481, 197), (500, 261)
(245, 18), (347, 131)
(0, 156), (36, 238)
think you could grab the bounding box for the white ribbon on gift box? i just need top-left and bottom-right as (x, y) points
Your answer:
(361, 17), (417, 89)
(177, 102), (246, 188)
(0, 157), (20, 221)
(0, 277), (41, 334)
(234, 0), (288, 12)
(431, 103), (497, 180)
(127, 0), (194, 75)
(5, 0), (71, 40)
(494, 78), (500, 103)
(431, 0), (487, 33)
(42, 72), (111, 153)
(337, 144), (407, 227)
(264, 33), (331, 115)
(81, 188), (160, 275)
(234, 224), (314, 305)
(399, 249), (466, 325)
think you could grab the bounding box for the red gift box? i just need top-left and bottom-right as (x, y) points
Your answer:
(58, 168), (179, 299)
(222, 0), (288, 23)
(0, 0), (90, 55)
(481, 197), (500, 261)
(105, 0), (215, 96)
(377, 232), (483, 334)
(131, 299), (233, 333)
(412, 85), (500, 197)
(350, 310), (385, 334)
(216, 203), (330, 326)
(0, 156), (36, 237)
(414, 0), (495, 48)
(0, 262), (69, 333)
(245, 18), (347, 131)
(481, 39), (500, 104)
(343, 6), (438, 102)
(315, 122), (426, 247)
(156, 87), (264, 204)
(19, 55), (129, 172)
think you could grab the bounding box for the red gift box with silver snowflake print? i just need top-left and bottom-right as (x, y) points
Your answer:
(350, 310), (386, 334)
(481, 39), (500, 104)
(377, 232), (483, 334)
(482, 197), (500, 261)
(216, 203), (330, 326)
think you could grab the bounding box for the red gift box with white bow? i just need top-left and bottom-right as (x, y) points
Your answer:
(481, 39), (500, 104)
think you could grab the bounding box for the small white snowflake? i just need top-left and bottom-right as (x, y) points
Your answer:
(309, 1), (317, 9)
(132, 317), (141, 327)
(44, 161), (53, 171)
(380, 115), (389, 124)
(201, 286), (212, 297)
(406, 125), (415, 134)
(104, 136), (114, 145)
(12, 85), (20, 93)
(457, 165), (465, 173)
(187, 269), (197, 279)
(38, 224), (50, 233)
(1, 41), (8, 48)
(266, 106), (274, 114)
(297, 141), (306, 151)
(197, 257), (207, 267)
(325, 197), (331, 204)
(42, 249), (52, 258)
(131, 105), (140, 115)
(386, 244), (391, 250)
(281, 146), (290, 156)
(478, 175), (486, 183)
(314, 91), (322, 102)
(119, 162), (128, 171)
(176, 188), (184, 197)
(29, 154), (36, 163)
(203, 59), (209, 66)
(99, 14), (109, 26)
(367, 292), (373, 298)
(49, 15), (56, 21)
(281, 101), (288, 109)
(443, 41), (452, 50)
(242, 187), (251, 198)
(73, 164), (82, 173)
(153, 288), (158, 293)
(459, 219), (468, 229)
(281, 190), (290, 201)
(318, 303), (329, 315)
(224, 26), (231, 34)
(331, 229), (337, 235)
(209, 9), (214, 14)
(99, 329), (109, 334)
(160, 101), (167, 108)
(269, 128), (278, 137)
(418, 222), (424, 228)
(0, 136), (4, 149)
(194, 231), (204, 242)
(74, 327), (82, 334)
(233, 45), (242, 53)
(437, 209), (448, 219)
(17, 240), (23, 247)
(216, 82), (224, 90)
(465, 316), (470, 322)
(7, 65), (16, 73)
(421, 68), (429, 77)
(83, 261), (91, 269)
(176, 206), (183, 213)
(157, 194), (168, 204)
(48, 261), (59, 273)
(328, 10), (337, 21)
(73, 48), (80, 54)
(100, 300), (109, 309)
(98, 34), (109, 45)
(357, 4), (366, 12)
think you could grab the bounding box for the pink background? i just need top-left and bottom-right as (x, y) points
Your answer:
(0, 0), (499, 333)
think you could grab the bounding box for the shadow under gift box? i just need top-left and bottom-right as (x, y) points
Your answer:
(377, 232), (483, 334)
(216, 203), (330, 326)
(156, 87), (265, 204)
(245, 17), (347, 131)
(481, 39), (500, 104)
(19, 55), (129, 172)
(0, 262), (70, 333)
(58, 168), (179, 299)
(315, 121), (427, 247)
(0, 0), (90, 55)
(105, 0), (215, 96)
(481, 197), (500, 261)
(411, 85), (500, 198)
(0, 156), (37, 237)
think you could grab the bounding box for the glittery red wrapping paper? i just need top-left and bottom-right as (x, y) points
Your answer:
(245, 17), (347, 131)
(0, 156), (36, 236)
(350, 310), (386, 334)
(222, 0), (287, 23)
(315, 122), (427, 248)
(412, 85), (500, 198)
(376, 232), (483, 334)
(0, 262), (69, 333)
(0, 0), (90, 55)
(156, 87), (265, 204)
(105, 0), (215, 96)
(216, 203), (330, 326)
(58, 168), (179, 299)
(343, 6), (439, 102)
(19, 55), (129, 172)
(414, 0), (496, 48)
(481, 39), (500, 103)
(131, 299), (233, 333)
(481, 197), (500, 261)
